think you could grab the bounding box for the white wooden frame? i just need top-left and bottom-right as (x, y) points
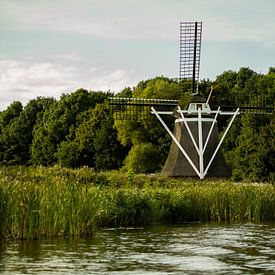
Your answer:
(151, 106), (240, 179)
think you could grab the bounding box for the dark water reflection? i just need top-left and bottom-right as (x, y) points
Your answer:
(0, 223), (274, 274)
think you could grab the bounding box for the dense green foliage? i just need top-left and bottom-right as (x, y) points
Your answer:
(0, 166), (274, 240)
(0, 68), (274, 181)
(0, 89), (127, 171)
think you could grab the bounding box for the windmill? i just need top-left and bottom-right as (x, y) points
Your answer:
(109, 22), (274, 179)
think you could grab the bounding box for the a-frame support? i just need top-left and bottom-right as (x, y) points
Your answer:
(151, 106), (240, 179)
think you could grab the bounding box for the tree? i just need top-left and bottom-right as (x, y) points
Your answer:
(211, 70), (238, 107)
(259, 116), (275, 181)
(0, 98), (54, 165)
(0, 117), (29, 164)
(56, 141), (82, 168)
(224, 113), (274, 182)
(31, 89), (109, 166)
(0, 101), (22, 132)
(133, 76), (180, 99)
(236, 67), (255, 89)
(215, 70), (238, 90)
(116, 87), (133, 98)
(268, 67), (275, 75)
(56, 102), (126, 170)
(114, 77), (181, 173)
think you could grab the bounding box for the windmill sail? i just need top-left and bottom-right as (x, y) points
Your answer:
(109, 97), (178, 120)
(179, 22), (202, 94)
(218, 91), (275, 114)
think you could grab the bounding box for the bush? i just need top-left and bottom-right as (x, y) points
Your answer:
(124, 143), (161, 173)
(56, 141), (82, 168)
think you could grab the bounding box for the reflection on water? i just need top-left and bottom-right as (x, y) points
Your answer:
(0, 223), (274, 274)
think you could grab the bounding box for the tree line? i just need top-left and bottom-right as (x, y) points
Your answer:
(0, 67), (274, 181)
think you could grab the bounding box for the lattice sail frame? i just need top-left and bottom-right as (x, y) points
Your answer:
(109, 97), (178, 120)
(179, 22), (202, 94)
(218, 91), (275, 114)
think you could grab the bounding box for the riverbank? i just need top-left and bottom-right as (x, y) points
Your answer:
(0, 166), (274, 240)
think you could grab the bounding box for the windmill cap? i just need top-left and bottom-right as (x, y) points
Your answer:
(172, 94), (207, 118)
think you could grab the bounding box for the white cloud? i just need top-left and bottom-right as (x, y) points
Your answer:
(3, 0), (274, 45)
(89, 69), (137, 91)
(0, 60), (75, 90)
(0, 58), (139, 110)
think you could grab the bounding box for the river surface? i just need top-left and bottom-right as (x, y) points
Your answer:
(0, 223), (274, 274)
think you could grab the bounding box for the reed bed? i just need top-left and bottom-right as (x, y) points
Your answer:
(0, 166), (274, 240)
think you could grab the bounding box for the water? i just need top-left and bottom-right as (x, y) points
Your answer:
(0, 223), (274, 274)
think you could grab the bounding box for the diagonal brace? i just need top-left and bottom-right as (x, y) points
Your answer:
(151, 107), (202, 178)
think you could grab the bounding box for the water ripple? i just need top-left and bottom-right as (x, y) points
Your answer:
(0, 222), (274, 274)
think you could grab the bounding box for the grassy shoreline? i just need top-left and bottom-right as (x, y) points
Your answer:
(0, 166), (274, 240)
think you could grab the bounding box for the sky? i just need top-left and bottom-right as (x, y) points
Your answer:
(0, 0), (275, 110)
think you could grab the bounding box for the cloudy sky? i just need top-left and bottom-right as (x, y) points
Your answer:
(1, 0), (274, 110)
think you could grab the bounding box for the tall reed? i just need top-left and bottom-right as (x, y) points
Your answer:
(0, 166), (274, 240)
(0, 167), (103, 239)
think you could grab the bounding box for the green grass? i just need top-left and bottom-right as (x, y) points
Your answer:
(0, 165), (274, 240)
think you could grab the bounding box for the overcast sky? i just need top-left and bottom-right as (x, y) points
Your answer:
(0, 0), (274, 110)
